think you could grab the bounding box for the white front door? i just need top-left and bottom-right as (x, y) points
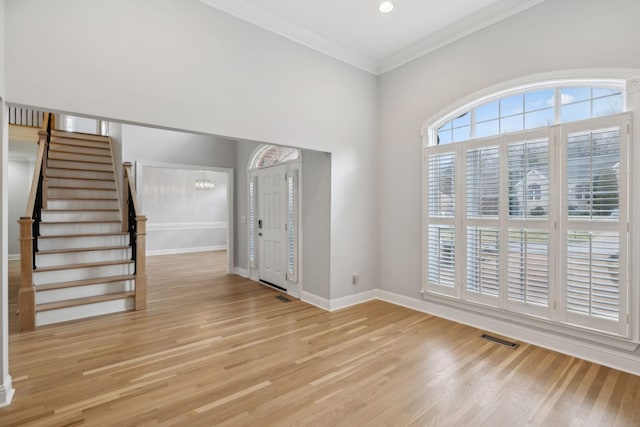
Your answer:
(257, 164), (288, 289)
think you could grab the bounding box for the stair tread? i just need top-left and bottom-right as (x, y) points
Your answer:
(35, 259), (134, 273)
(36, 274), (135, 291)
(39, 232), (128, 239)
(51, 130), (110, 142)
(47, 196), (118, 200)
(46, 163), (113, 172)
(48, 185), (116, 190)
(43, 208), (120, 212)
(37, 245), (130, 255)
(36, 291), (135, 312)
(49, 146), (111, 156)
(48, 155), (112, 165)
(50, 140), (110, 149)
(41, 220), (121, 224)
(50, 136), (110, 147)
(47, 175), (115, 182)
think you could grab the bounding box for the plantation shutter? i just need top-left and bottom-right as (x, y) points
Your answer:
(505, 136), (551, 317)
(424, 148), (457, 296)
(561, 114), (629, 335)
(464, 144), (500, 305)
(249, 177), (257, 269)
(286, 171), (298, 282)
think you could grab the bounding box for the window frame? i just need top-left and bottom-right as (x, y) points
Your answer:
(422, 78), (637, 344)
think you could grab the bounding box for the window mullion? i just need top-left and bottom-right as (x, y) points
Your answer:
(554, 124), (564, 323)
(499, 136), (509, 309)
(457, 145), (466, 299)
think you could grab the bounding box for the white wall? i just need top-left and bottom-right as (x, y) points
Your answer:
(58, 114), (99, 134)
(377, 0), (640, 366)
(5, 0), (379, 304)
(122, 124), (237, 169)
(142, 166), (228, 255)
(0, 0), (4, 97)
(8, 159), (34, 256)
(302, 150), (331, 299)
(0, 0), (13, 408)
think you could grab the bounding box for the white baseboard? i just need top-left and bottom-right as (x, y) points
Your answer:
(300, 289), (377, 312)
(233, 267), (249, 278)
(0, 375), (15, 408)
(330, 289), (378, 311)
(8, 254), (19, 261)
(300, 291), (331, 311)
(375, 289), (640, 377)
(147, 246), (227, 256)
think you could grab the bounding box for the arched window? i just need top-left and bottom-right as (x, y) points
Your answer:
(433, 83), (624, 144)
(250, 144), (300, 169)
(423, 79), (631, 338)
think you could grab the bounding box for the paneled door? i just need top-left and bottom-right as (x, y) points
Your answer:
(257, 164), (288, 289)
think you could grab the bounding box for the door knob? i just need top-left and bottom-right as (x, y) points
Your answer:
(258, 232), (263, 236)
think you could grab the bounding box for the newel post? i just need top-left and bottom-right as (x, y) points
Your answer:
(134, 215), (147, 310)
(18, 218), (36, 331)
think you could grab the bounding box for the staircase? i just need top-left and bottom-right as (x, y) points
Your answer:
(18, 115), (146, 330)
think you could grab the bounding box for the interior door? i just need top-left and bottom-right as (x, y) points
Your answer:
(257, 164), (288, 289)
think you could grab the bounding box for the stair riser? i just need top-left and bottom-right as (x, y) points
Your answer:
(40, 222), (122, 236)
(48, 151), (112, 164)
(36, 297), (134, 326)
(49, 143), (111, 157)
(48, 159), (113, 172)
(34, 263), (135, 285)
(48, 188), (118, 199)
(36, 281), (135, 304)
(47, 199), (119, 210)
(42, 210), (121, 222)
(38, 235), (129, 250)
(47, 168), (115, 181)
(48, 177), (116, 190)
(36, 248), (132, 268)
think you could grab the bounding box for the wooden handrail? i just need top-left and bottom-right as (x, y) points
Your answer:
(123, 163), (142, 216)
(123, 162), (147, 311)
(24, 113), (51, 217)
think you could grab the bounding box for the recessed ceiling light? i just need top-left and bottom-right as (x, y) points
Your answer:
(378, 1), (394, 13)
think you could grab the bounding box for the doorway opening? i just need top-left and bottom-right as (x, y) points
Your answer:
(248, 145), (302, 297)
(135, 161), (234, 273)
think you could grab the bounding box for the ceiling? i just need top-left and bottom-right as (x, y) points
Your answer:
(199, 0), (546, 75)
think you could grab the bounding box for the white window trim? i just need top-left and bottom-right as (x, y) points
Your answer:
(421, 75), (640, 350)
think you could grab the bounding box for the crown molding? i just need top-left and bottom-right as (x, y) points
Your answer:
(199, 0), (378, 74)
(378, 0), (548, 74)
(200, 0), (548, 76)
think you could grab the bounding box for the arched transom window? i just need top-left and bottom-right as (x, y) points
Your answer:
(250, 144), (300, 169)
(434, 83), (624, 145)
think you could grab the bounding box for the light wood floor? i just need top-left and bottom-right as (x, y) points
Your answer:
(2, 251), (639, 426)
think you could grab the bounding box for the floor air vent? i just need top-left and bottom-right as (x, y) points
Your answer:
(481, 334), (519, 349)
(276, 295), (292, 302)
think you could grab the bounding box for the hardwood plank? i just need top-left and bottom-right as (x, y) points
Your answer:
(3, 251), (640, 426)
